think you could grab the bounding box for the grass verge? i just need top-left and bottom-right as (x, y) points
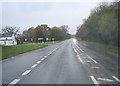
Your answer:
(78, 39), (119, 54)
(2, 45), (48, 60)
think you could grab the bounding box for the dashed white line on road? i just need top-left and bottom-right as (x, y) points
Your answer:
(41, 58), (45, 61)
(77, 55), (84, 64)
(44, 56), (47, 58)
(90, 76), (99, 86)
(87, 55), (98, 64)
(31, 64), (38, 68)
(22, 70), (31, 76)
(112, 76), (120, 83)
(9, 79), (20, 84)
(37, 60), (41, 64)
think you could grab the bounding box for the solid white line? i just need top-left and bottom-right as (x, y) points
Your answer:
(31, 64), (38, 68)
(90, 76), (99, 86)
(9, 79), (20, 84)
(112, 76), (120, 83)
(37, 60), (41, 64)
(22, 70), (31, 76)
(77, 55), (84, 64)
(41, 58), (45, 61)
(87, 55), (98, 64)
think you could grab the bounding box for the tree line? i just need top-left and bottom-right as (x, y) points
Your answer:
(75, 2), (119, 46)
(19, 24), (71, 42)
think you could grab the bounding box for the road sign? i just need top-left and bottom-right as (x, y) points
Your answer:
(46, 38), (49, 41)
(52, 38), (54, 41)
(25, 38), (27, 41)
(38, 38), (43, 40)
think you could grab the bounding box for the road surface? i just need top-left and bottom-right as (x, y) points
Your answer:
(2, 39), (119, 85)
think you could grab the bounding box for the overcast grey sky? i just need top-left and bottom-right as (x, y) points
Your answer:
(2, 1), (103, 35)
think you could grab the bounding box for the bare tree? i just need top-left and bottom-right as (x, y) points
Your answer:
(2, 26), (20, 36)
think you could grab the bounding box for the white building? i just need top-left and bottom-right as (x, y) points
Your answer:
(0, 33), (17, 46)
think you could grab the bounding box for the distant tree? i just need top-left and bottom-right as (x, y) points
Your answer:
(27, 27), (34, 42)
(33, 24), (51, 42)
(51, 27), (64, 41)
(2, 26), (20, 36)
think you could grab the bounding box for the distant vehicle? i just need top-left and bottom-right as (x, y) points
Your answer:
(0, 33), (17, 46)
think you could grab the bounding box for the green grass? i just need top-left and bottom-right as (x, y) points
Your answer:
(78, 39), (119, 54)
(2, 45), (48, 60)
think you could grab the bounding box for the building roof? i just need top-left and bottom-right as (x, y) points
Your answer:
(1, 33), (13, 37)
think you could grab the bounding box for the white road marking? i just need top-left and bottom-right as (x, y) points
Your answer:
(44, 56), (47, 58)
(90, 76), (99, 86)
(73, 47), (75, 49)
(80, 48), (84, 52)
(9, 79), (20, 84)
(41, 58), (45, 61)
(22, 70), (31, 76)
(77, 55), (84, 64)
(31, 64), (38, 68)
(112, 76), (120, 83)
(98, 78), (114, 82)
(37, 60), (41, 64)
(49, 52), (52, 55)
(91, 67), (99, 69)
(74, 49), (77, 53)
(75, 44), (84, 52)
(87, 55), (98, 64)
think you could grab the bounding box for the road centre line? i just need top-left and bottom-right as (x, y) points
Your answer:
(41, 58), (45, 61)
(90, 76), (99, 86)
(9, 46), (61, 85)
(112, 76), (120, 83)
(31, 64), (38, 68)
(87, 55), (98, 64)
(37, 60), (41, 64)
(44, 56), (47, 58)
(22, 70), (31, 76)
(77, 55), (84, 64)
(9, 79), (21, 84)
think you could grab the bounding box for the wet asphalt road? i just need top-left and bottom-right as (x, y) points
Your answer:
(2, 39), (119, 85)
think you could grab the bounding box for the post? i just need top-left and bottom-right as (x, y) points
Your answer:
(52, 38), (54, 43)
